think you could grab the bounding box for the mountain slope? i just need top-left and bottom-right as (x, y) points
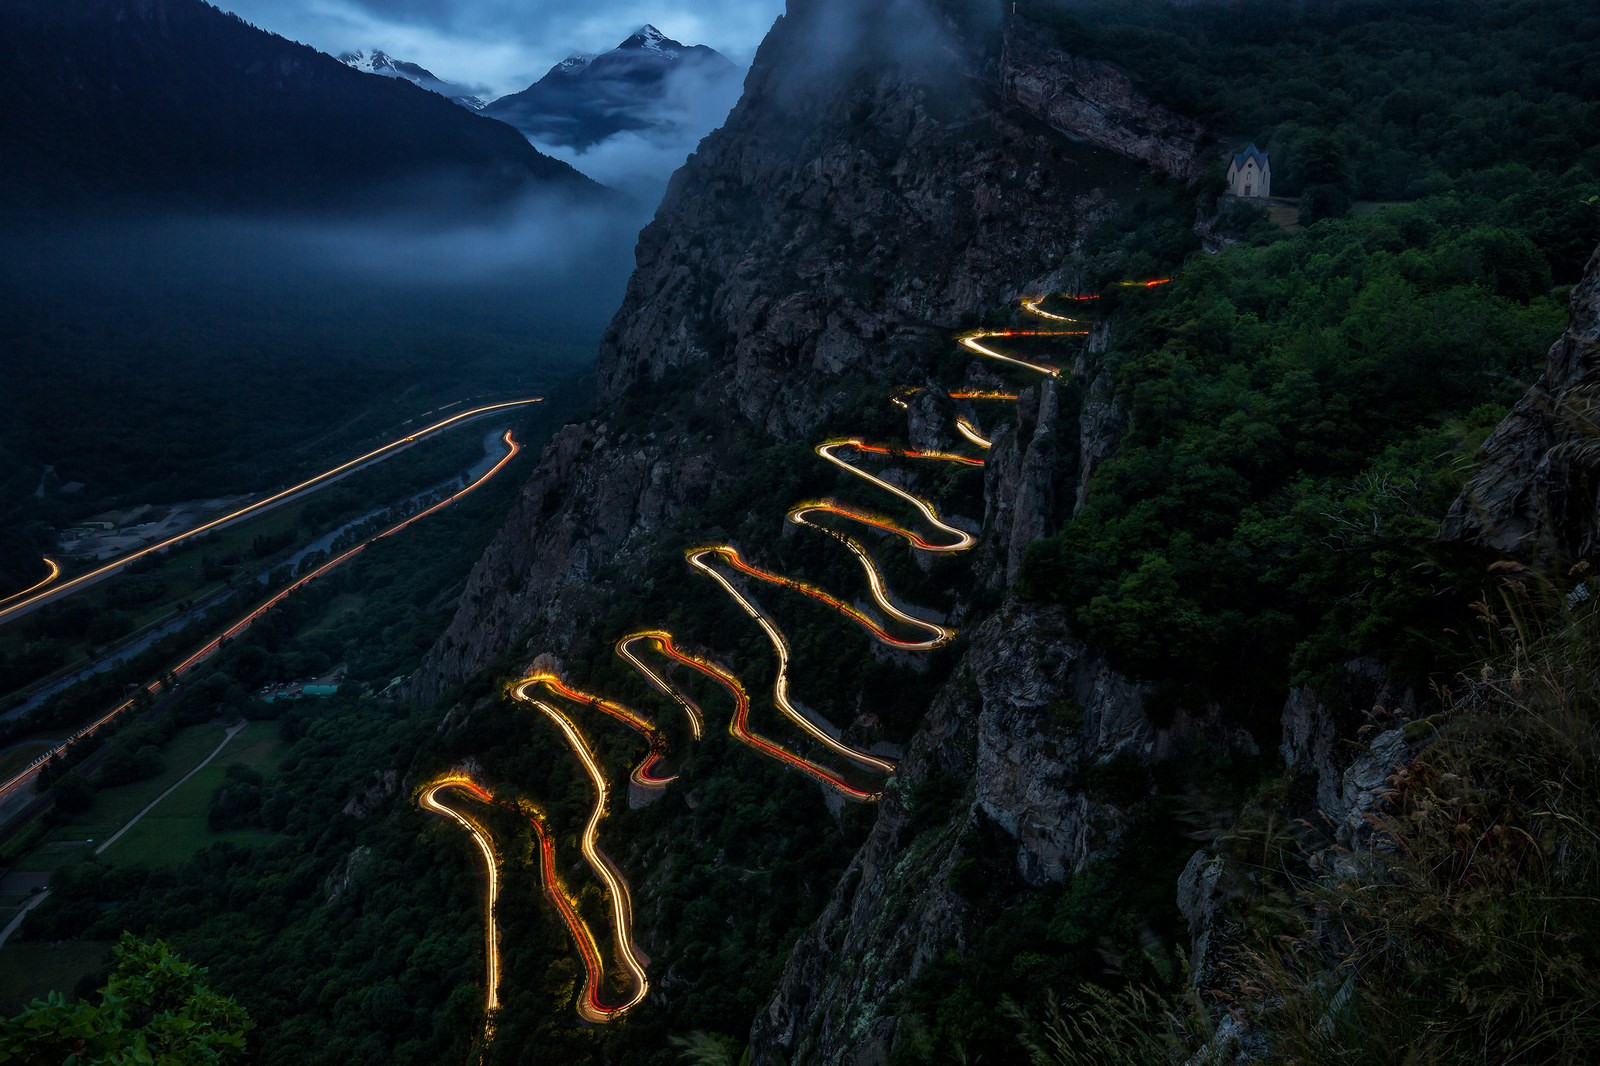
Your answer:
(338, 49), (488, 111)
(0, 0), (599, 216)
(483, 24), (740, 150)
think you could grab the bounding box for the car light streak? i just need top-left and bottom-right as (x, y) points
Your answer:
(421, 284), (1176, 1027)
(954, 418), (992, 450)
(623, 631), (879, 802)
(1019, 296), (1080, 322)
(957, 330), (1084, 377)
(511, 672), (676, 789)
(0, 558), (61, 606)
(420, 777), (502, 1021)
(520, 699), (649, 1021)
(816, 440), (980, 546)
(948, 390), (1020, 402)
(686, 547), (899, 773)
(615, 631), (704, 740)
(789, 502), (957, 553)
(0, 399), (540, 627)
(0, 431), (523, 807)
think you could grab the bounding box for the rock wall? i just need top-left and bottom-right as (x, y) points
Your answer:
(748, 602), (1145, 1064)
(1439, 241), (1600, 560)
(1001, 18), (1210, 183)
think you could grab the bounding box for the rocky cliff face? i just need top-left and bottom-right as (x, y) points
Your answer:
(407, 2), (1222, 1059)
(412, 1), (1195, 703)
(1001, 19), (1210, 183)
(1439, 242), (1600, 559)
(749, 602), (1138, 1063)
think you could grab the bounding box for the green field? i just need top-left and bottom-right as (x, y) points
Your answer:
(9, 721), (282, 875)
(98, 726), (282, 868)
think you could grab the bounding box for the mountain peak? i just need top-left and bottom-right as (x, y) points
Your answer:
(338, 47), (487, 110)
(621, 24), (682, 56)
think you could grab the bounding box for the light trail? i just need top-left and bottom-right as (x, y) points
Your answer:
(0, 430), (524, 807)
(948, 390), (1020, 402)
(423, 281), (1182, 1027)
(520, 699), (650, 1022)
(420, 777), (503, 1022)
(511, 673), (676, 789)
(615, 631), (704, 741)
(0, 399), (540, 627)
(816, 440), (980, 548)
(0, 558), (60, 606)
(686, 547), (898, 773)
(622, 631), (879, 802)
(1019, 296), (1080, 322)
(954, 418), (992, 450)
(957, 330), (1084, 377)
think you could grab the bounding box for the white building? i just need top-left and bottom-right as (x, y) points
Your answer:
(1226, 144), (1271, 198)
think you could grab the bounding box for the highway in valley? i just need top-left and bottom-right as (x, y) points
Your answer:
(0, 426), (527, 812)
(0, 400), (541, 629)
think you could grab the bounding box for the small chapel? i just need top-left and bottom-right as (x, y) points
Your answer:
(1226, 144), (1271, 198)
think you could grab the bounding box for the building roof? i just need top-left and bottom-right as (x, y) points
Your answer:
(1232, 143), (1269, 170)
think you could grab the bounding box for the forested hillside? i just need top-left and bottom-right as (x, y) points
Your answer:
(4, 2), (1599, 1064)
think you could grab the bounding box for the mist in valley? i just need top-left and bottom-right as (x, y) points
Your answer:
(0, 183), (650, 571)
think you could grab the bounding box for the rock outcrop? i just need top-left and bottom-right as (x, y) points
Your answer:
(749, 602), (1149, 1064)
(1001, 18), (1210, 183)
(1439, 241), (1600, 560)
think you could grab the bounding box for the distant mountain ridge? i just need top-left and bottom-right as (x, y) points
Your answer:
(338, 49), (489, 111)
(484, 24), (740, 150)
(0, 0), (600, 217)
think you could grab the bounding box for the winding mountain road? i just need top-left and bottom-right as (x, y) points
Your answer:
(421, 288), (1189, 1027)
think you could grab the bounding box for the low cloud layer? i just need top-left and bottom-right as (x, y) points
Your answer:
(527, 55), (747, 205)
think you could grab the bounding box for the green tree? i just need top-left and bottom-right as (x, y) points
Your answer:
(0, 934), (252, 1065)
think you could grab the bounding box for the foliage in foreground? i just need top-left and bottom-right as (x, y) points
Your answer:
(1226, 576), (1600, 1065)
(0, 933), (252, 1065)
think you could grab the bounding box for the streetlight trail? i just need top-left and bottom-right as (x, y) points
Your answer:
(0, 399), (540, 627)
(0, 430), (524, 807)
(0, 558), (60, 606)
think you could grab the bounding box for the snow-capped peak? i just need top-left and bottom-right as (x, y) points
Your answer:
(555, 52), (597, 74)
(337, 49), (488, 110)
(625, 24), (682, 57)
(339, 49), (394, 75)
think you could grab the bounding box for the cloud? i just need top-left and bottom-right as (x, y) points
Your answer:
(525, 54), (747, 204)
(218, 0), (783, 100)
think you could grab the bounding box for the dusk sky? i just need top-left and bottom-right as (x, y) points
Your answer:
(217, 0), (786, 99)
